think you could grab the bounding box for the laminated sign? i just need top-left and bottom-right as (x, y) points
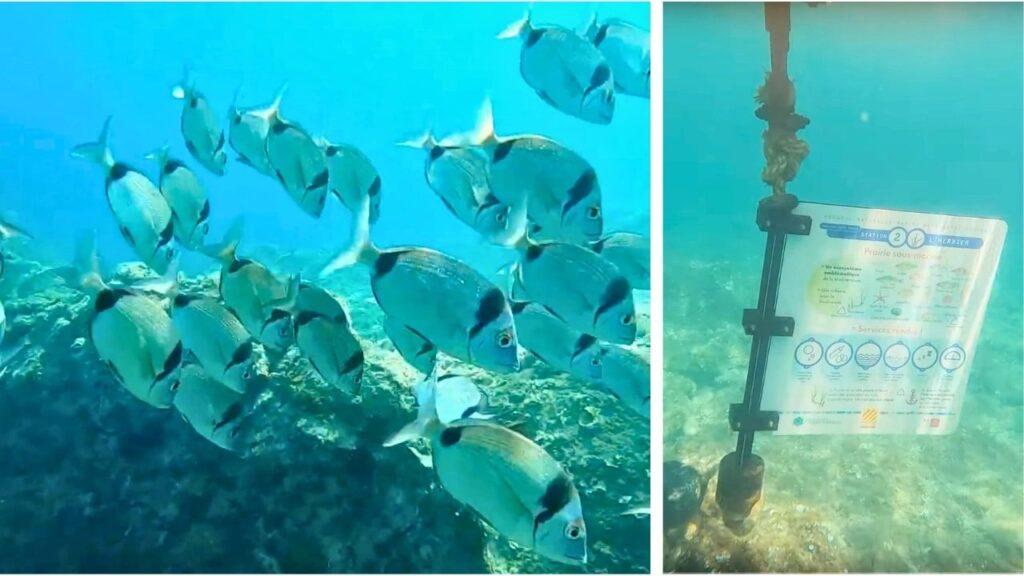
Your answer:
(761, 202), (1007, 435)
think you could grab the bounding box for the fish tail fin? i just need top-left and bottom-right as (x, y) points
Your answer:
(497, 8), (532, 40)
(495, 260), (525, 299)
(254, 82), (289, 123)
(71, 116), (115, 170)
(384, 369), (441, 447)
(171, 65), (193, 100)
(130, 256), (180, 297)
(266, 273), (300, 314)
(143, 143), (170, 168)
(470, 97), (499, 147)
(320, 195), (379, 278)
(74, 229), (107, 293)
(200, 216), (244, 264)
(396, 124), (438, 150)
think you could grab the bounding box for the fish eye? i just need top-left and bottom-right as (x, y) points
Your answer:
(565, 525), (583, 540)
(496, 331), (513, 348)
(230, 427), (240, 438)
(620, 313), (634, 326)
(279, 325), (290, 337)
(587, 206), (601, 220)
(495, 211), (506, 223)
(243, 366), (254, 380)
(590, 356), (602, 367)
(170, 379), (181, 391)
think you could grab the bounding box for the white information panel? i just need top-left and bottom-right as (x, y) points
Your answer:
(762, 203), (1007, 435)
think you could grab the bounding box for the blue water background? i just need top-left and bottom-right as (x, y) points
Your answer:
(0, 2), (650, 276)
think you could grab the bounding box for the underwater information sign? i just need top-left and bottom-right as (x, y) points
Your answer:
(762, 203), (1006, 435)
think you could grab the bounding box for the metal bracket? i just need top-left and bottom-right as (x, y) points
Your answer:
(729, 404), (780, 432)
(742, 309), (794, 337)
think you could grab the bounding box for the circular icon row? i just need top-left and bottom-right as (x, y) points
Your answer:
(887, 227), (927, 250)
(794, 339), (965, 372)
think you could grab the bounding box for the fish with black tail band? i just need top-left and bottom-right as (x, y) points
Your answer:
(171, 293), (258, 394)
(71, 117), (177, 274)
(262, 93), (330, 218)
(383, 316), (437, 375)
(145, 145), (211, 250)
(511, 301), (605, 381)
(203, 220), (298, 354)
(385, 371), (493, 448)
(173, 364), (251, 452)
(399, 128), (525, 244)
(499, 8), (614, 124)
(581, 14), (650, 99)
(85, 277), (183, 410)
(428, 373), (493, 423)
(507, 232), (636, 344)
(316, 137), (382, 225)
(591, 232), (649, 290)
(321, 195), (519, 374)
(293, 283), (364, 396)
(384, 376), (586, 565)
(458, 100), (602, 244)
(171, 71), (228, 176)
(595, 344), (649, 419)
(228, 85), (286, 177)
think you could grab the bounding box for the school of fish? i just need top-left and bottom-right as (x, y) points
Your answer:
(2, 10), (650, 567)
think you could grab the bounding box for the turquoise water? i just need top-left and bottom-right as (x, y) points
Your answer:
(664, 2), (1022, 572)
(0, 2), (650, 573)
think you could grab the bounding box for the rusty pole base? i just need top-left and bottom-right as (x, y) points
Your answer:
(715, 451), (766, 536)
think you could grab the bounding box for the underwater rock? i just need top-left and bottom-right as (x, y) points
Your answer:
(0, 251), (650, 573)
(663, 460), (706, 534)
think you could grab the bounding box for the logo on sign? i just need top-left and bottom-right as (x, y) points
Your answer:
(860, 408), (879, 428)
(930, 418), (941, 428)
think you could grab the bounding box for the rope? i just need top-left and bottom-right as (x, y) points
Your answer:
(756, 2), (810, 196)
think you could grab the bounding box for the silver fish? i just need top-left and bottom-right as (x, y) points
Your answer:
(317, 137), (382, 225)
(173, 363), (249, 452)
(511, 301), (604, 381)
(581, 14), (650, 98)
(0, 217), (33, 242)
(170, 294), (257, 394)
(293, 283), (364, 396)
(399, 128), (524, 244)
(512, 237), (636, 345)
(263, 97), (329, 218)
(228, 86), (285, 177)
(321, 196), (519, 374)
(460, 100), (603, 244)
(145, 145), (211, 250)
(383, 315), (437, 375)
(595, 344), (649, 419)
(0, 299), (6, 349)
(591, 232), (649, 290)
(385, 380), (586, 565)
(204, 222), (297, 354)
(72, 117), (177, 274)
(499, 9), (614, 124)
(171, 72), (227, 176)
(88, 288), (183, 409)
